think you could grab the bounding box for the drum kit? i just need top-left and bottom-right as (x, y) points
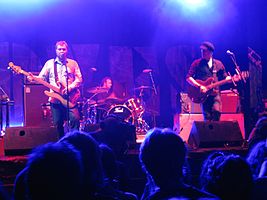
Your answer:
(79, 85), (151, 134)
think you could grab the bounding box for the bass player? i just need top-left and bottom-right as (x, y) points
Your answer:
(186, 41), (231, 121)
(27, 41), (83, 137)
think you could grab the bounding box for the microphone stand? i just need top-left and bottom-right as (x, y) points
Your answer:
(148, 71), (157, 95)
(228, 52), (246, 83)
(65, 65), (70, 132)
(0, 86), (10, 102)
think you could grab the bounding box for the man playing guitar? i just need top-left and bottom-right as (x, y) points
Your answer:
(28, 41), (83, 137)
(186, 41), (231, 121)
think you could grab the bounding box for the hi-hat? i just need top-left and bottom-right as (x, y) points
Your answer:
(134, 86), (152, 90)
(87, 87), (109, 94)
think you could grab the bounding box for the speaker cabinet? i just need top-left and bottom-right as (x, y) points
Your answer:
(221, 90), (240, 113)
(4, 126), (59, 155)
(24, 84), (53, 127)
(173, 113), (245, 142)
(188, 121), (243, 148)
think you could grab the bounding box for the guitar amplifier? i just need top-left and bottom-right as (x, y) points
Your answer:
(24, 84), (53, 127)
(221, 90), (240, 113)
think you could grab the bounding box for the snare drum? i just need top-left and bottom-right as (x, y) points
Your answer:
(107, 105), (134, 124)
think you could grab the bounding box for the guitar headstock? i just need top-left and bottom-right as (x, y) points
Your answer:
(8, 62), (22, 74)
(241, 71), (249, 79)
(232, 71), (249, 82)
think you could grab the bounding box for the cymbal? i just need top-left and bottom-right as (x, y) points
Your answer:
(87, 87), (109, 94)
(96, 95), (124, 105)
(134, 86), (152, 90)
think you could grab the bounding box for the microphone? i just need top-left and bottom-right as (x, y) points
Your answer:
(226, 50), (234, 56)
(90, 67), (97, 72)
(8, 62), (20, 68)
(143, 69), (152, 73)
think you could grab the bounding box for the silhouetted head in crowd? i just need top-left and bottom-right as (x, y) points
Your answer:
(248, 116), (267, 148)
(99, 143), (118, 181)
(0, 181), (10, 200)
(97, 115), (134, 160)
(25, 142), (84, 200)
(247, 141), (267, 178)
(139, 128), (186, 188)
(204, 154), (253, 200)
(58, 131), (104, 196)
(200, 151), (226, 191)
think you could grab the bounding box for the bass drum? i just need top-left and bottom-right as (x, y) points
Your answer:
(107, 105), (134, 124)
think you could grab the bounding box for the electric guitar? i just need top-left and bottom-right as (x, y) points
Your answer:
(8, 62), (80, 108)
(187, 72), (249, 103)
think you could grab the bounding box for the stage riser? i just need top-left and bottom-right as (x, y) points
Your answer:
(173, 113), (245, 143)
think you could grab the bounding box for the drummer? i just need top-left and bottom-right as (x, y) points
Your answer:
(96, 77), (124, 107)
(96, 77), (113, 103)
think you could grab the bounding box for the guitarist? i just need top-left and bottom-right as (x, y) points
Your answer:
(28, 41), (83, 138)
(186, 41), (231, 121)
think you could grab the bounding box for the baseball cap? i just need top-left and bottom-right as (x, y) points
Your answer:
(200, 41), (215, 52)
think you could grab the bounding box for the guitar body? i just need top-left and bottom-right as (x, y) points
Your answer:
(187, 77), (217, 103)
(44, 88), (80, 108)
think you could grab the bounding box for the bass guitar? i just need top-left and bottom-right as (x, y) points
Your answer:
(8, 62), (80, 108)
(188, 72), (248, 103)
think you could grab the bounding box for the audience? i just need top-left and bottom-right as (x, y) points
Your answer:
(99, 144), (138, 200)
(58, 131), (104, 198)
(199, 151), (226, 192)
(139, 128), (218, 200)
(0, 181), (10, 200)
(248, 116), (267, 149)
(202, 154), (253, 200)
(14, 142), (84, 200)
(91, 115), (135, 161)
(9, 118), (267, 200)
(246, 140), (267, 199)
(246, 141), (267, 178)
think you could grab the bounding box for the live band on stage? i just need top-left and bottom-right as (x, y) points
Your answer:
(2, 40), (265, 149)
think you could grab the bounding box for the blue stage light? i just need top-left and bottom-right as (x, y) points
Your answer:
(0, 0), (64, 16)
(176, 0), (208, 12)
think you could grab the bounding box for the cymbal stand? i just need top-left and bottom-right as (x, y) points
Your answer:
(85, 92), (103, 125)
(135, 88), (150, 134)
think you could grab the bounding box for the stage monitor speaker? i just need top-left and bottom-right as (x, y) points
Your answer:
(188, 121), (243, 148)
(24, 83), (53, 127)
(4, 126), (59, 155)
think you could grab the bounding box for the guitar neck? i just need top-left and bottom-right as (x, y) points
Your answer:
(207, 79), (231, 90)
(20, 70), (60, 93)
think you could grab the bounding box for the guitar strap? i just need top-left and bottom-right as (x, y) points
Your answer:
(54, 60), (59, 86)
(212, 61), (219, 91)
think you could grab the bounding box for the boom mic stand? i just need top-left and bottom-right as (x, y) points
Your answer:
(148, 70), (157, 95)
(227, 51), (246, 83)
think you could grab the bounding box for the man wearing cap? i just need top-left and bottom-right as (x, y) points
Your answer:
(186, 41), (231, 121)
